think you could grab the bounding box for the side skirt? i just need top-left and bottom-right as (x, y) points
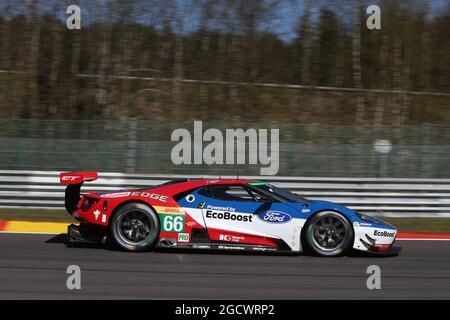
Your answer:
(155, 241), (295, 254)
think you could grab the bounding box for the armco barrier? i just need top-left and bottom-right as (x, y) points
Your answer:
(0, 170), (449, 217)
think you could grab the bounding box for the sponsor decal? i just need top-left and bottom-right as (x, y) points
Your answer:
(301, 204), (310, 213)
(218, 245), (246, 250)
(101, 191), (168, 202)
(177, 233), (190, 243)
(61, 175), (79, 182)
(205, 210), (253, 222)
(197, 202), (205, 209)
(219, 234), (231, 241)
(206, 180), (221, 184)
(160, 214), (185, 232)
(100, 192), (131, 198)
(252, 247), (277, 252)
(193, 244), (211, 249)
(258, 211), (292, 224)
(186, 194), (196, 203)
(155, 206), (184, 214)
(206, 205), (236, 212)
(353, 221), (360, 226)
(93, 209), (100, 220)
(374, 230), (395, 237)
(101, 214), (106, 223)
(219, 234), (245, 242)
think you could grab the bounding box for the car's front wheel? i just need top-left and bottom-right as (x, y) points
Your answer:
(303, 211), (353, 257)
(109, 202), (160, 252)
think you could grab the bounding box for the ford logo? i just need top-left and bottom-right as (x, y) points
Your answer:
(258, 211), (292, 224)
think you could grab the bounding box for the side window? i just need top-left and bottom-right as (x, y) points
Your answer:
(221, 185), (254, 201)
(247, 186), (279, 202)
(197, 186), (213, 198)
(199, 185), (254, 202)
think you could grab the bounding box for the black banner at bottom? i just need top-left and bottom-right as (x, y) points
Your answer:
(3, 300), (448, 319)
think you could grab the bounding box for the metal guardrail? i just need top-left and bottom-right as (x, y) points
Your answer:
(1, 170), (449, 217)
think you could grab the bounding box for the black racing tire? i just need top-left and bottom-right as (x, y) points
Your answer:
(109, 202), (160, 252)
(302, 211), (353, 257)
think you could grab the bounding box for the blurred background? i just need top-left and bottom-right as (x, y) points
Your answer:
(0, 0), (449, 177)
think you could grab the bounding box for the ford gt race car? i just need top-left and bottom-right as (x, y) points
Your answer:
(60, 172), (400, 256)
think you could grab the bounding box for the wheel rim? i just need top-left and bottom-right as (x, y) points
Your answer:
(117, 210), (153, 245)
(312, 214), (348, 251)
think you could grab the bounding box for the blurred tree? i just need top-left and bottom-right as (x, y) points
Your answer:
(0, 0), (448, 124)
(352, 0), (365, 124)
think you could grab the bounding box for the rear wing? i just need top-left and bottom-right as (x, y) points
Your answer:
(59, 172), (98, 213)
(60, 172), (98, 185)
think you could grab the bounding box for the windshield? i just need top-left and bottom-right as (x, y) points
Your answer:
(249, 182), (309, 203)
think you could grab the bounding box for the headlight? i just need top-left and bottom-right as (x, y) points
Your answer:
(356, 212), (383, 224)
(355, 212), (395, 229)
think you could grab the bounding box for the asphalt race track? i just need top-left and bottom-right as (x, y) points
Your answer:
(0, 233), (449, 299)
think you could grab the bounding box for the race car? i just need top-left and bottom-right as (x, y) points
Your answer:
(60, 172), (400, 256)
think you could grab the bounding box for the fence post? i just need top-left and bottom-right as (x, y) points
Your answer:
(127, 118), (137, 173)
(421, 123), (430, 178)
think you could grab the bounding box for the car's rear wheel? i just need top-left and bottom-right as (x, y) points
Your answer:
(303, 211), (353, 257)
(110, 202), (159, 252)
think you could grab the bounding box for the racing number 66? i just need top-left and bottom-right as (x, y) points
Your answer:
(162, 215), (184, 232)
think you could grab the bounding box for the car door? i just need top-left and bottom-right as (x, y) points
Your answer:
(197, 184), (302, 250)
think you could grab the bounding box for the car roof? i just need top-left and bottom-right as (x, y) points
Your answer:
(148, 178), (259, 195)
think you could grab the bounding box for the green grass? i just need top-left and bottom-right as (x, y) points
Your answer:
(0, 208), (76, 223)
(0, 209), (449, 234)
(380, 217), (450, 234)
